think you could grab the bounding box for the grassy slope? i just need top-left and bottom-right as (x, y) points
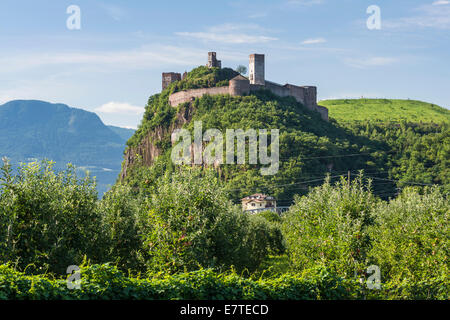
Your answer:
(319, 99), (450, 123)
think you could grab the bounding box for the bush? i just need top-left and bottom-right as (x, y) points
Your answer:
(249, 213), (285, 255)
(141, 168), (276, 273)
(368, 186), (449, 282)
(0, 160), (105, 274)
(98, 184), (145, 273)
(0, 263), (446, 300)
(282, 174), (378, 278)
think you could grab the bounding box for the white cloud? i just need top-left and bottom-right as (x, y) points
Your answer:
(432, 0), (450, 5)
(344, 57), (397, 69)
(301, 38), (326, 45)
(95, 102), (144, 115)
(0, 45), (208, 73)
(175, 23), (278, 44)
(0, 94), (16, 105)
(384, 3), (450, 29)
(175, 32), (277, 44)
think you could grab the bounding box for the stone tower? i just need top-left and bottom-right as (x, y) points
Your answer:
(162, 72), (181, 90)
(249, 54), (265, 85)
(207, 52), (221, 68)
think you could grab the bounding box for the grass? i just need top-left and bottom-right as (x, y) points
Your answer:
(319, 99), (450, 123)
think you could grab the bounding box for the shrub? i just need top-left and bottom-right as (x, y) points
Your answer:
(0, 160), (105, 274)
(282, 174), (378, 278)
(141, 168), (275, 273)
(0, 263), (446, 300)
(368, 186), (449, 282)
(98, 184), (145, 273)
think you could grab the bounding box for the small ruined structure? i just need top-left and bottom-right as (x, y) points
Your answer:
(162, 72), (181, 90)
(241, 194), (276, 213)
(207, 51), (221, 68)
(162, 52), (328, 121)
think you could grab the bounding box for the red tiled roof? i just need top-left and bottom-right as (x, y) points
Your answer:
(241, 193), (276, 202)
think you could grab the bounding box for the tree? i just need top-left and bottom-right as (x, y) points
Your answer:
(236, 65), (247, 75)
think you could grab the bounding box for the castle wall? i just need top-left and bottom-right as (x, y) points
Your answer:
(301, 86), (317, 111)
(168, 86), (230, 107)
(229, 78), (250, 96)
(285, 84), (305, 105)
(316, 105), (329, 121)
(261, 81), (290, 98)
(168, 83), (328, 121)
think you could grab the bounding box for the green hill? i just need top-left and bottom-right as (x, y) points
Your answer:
(120, 67), (449, 203)
(319, 99), (450, 123)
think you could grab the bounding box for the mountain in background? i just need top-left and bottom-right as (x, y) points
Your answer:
(107, 125), (136, 142)
(0, 100), (135, 195)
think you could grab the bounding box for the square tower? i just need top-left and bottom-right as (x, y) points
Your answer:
(249, 54), (265, 85)
(162, 72), (181, 90)
(207, 52), (221, 68)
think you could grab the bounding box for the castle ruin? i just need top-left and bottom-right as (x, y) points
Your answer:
(162, 52), (328, 121)
(207, 52), (222, 68)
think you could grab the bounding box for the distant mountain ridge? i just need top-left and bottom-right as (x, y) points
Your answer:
(107, 125), (136, 142)
(0, 100), (134, 194)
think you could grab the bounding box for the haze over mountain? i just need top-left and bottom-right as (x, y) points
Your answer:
(0, 100), (134, 195)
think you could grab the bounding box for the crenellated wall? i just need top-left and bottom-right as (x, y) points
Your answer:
(168, 86), (230, 107)
(165, 52), (328, 121)
(167, 77), (328, 121)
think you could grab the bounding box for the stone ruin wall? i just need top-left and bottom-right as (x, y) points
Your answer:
(168, 86), (230, 107)
(164, 52), (328, 121)
(162, 72), (181, 90)
(167, 82), (328, 121)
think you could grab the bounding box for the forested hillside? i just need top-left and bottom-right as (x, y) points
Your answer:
(0, 67), (447, 301)
(121, 67), (449, 205)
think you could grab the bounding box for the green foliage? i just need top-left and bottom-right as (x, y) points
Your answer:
(0, 160), (448, 300)
(124, 68), (450, 204)
(235, 65), (247, 75)
(0, 159), (104, 274)
(254, 210), (282, 224)
(98, 184), (145, 272)
(172, 66), (239, 92)
(282, 174), (378, 277)
(281, 175), (449, 286)
(342, 121), (449, 194)
(125, 88), (396, 203)
(321, 98), (450, 124)
(369, 187), (449, 282)
(141, 168), (277, 273)
(0, 263), (446, 300)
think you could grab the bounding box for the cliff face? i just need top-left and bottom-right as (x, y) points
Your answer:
(120, 103), (194, 180)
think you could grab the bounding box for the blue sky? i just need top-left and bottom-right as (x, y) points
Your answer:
(0, 0), (449, 128)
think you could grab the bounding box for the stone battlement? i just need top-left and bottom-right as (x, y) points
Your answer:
(163, 52), (328, 121)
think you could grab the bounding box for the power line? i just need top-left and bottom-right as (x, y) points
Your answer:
(277, 150), (397, 161)
(365, 176), (436, 186)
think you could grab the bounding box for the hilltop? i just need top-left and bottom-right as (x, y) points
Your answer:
(320, 99), (450, 123)
(121, 65), (449, 203)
